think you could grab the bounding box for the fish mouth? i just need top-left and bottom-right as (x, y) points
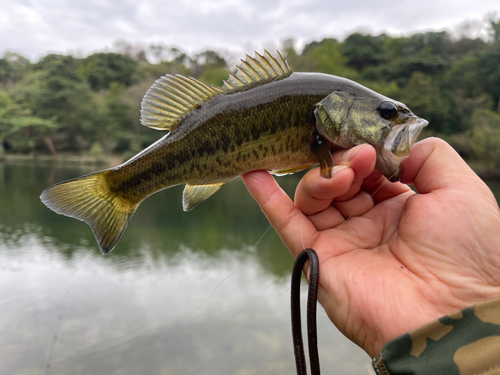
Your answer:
(376, 117), (429, 181)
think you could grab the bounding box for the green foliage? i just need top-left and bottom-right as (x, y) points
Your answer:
(446, 52), (482, 97)
(398, 72), (455, 133)
(446, 37), (487, 58)
(476, 42), (500, 112)
(471, 109), (500, 167)
(297, 38), (359, 79)
(190, 50), (228, 78)
(198, 66), (228, 87)
(80, 53), (138, 91)
(89, 142), (105, 156)
(24, 55), (95, 151)
(341, 33), (387, 71)
(0, 52), (31, 88)
(0, 25), (499, 168)
(490, 14), (500, 43)
(0, 91), (57, 153)
(88, 82), (133, 152)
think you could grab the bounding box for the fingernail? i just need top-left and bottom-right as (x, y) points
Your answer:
(343, 144), (367, 162)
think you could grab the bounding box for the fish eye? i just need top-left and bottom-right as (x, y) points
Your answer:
(378, 102), (398, 120)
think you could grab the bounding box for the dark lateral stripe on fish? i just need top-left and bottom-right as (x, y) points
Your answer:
(107, 94), (323, 197)
(40, 50), (428, 254)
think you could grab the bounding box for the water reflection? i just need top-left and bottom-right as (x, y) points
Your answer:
(4, 161), (499, 374)
(0, 162), (370, 375)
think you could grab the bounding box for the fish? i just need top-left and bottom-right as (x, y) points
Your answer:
(40, 50), (428, 254)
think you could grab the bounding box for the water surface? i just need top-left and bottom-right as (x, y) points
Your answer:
(2, 162), (499, 375)
(0, 162), (371, 375)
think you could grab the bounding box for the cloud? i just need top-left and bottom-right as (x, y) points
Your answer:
(0, 0), (498, 61)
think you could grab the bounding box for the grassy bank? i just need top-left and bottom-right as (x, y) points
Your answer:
(0, 152), (124, 167)
(2, 151), (500, 181)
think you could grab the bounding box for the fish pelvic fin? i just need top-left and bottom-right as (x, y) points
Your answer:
(222, 50), (292, 92)
(269, 165), (311, 176)
(182, 182), (226, 211)
(40, 171), (139, 254)
(141, 74), (222, 131)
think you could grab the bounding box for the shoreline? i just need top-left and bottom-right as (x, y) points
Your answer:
(0, 153), (124, 167)
(1, 153), (500, 181)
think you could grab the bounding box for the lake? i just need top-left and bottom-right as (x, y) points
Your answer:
(1, 161), (499, 375)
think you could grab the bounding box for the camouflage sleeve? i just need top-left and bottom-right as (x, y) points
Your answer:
(372, 298), (500, 375)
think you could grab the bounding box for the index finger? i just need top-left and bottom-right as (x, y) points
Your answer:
(295, 144), (377, 215)
(241, 170), (318, 256)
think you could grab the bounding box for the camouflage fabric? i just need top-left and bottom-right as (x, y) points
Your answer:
(372, 298), (500, 375)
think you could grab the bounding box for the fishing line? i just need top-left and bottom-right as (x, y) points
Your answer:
(191, 224), (272, 315)
(300, 219), (306, 250)
(45, 289), (69, 375)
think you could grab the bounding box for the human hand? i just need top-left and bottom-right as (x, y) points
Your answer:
(241, 137), (500, 357)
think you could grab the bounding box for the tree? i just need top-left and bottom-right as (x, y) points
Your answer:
(89, 82), (133, 153)
(471, 109), (500, 166)
(300, 38), (359, 79)
(0, 92), (57, 154)
(0, 52), (31, 89)
(15, 54), (96, 152)
(190, 50), (227, 78)
(341, 33), (386, 71)
(375, 32), (452, 87)
(398, 72), (456, 133)
(80, 52), (138, 91)
(489, 13), (500, 43)
(476, 41), (500, 112)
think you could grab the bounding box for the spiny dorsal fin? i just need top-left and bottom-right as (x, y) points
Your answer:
(222, 50), (292, 91)
(141, 74), (223, 130)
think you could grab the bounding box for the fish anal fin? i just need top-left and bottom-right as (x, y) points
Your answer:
(269, 165), (311, 177)
(182, 182), (226, 211)
(140, 74), (220, 131)
(311, 134), (334, 178)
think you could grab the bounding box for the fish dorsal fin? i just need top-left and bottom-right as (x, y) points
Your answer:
(222, 50), (293, 91)
(182, 182), (226, 211)
(141, 74), (223, 130)
(140, 51), (292, 130)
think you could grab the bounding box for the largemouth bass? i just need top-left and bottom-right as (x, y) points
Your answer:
(40, 51), (428, 254)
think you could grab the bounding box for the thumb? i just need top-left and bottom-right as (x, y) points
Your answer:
(401, 137), (483, 194)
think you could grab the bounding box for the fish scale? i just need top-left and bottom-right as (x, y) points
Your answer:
(40, 51), (428, 253)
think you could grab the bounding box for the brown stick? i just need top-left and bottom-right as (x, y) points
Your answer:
(31, 126), (57, 156)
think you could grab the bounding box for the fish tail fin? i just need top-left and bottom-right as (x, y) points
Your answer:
(40, 170), (138, 254)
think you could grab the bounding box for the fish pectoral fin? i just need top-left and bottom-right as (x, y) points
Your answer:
(311, 134), (334, 178)
(269, 166), (311, 177)
(182, 182), (226, 211)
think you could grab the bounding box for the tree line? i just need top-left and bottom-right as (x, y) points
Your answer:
(1, 16), (499, 169)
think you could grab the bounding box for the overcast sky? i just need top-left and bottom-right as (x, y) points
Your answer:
(1, 0), (498, 62)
